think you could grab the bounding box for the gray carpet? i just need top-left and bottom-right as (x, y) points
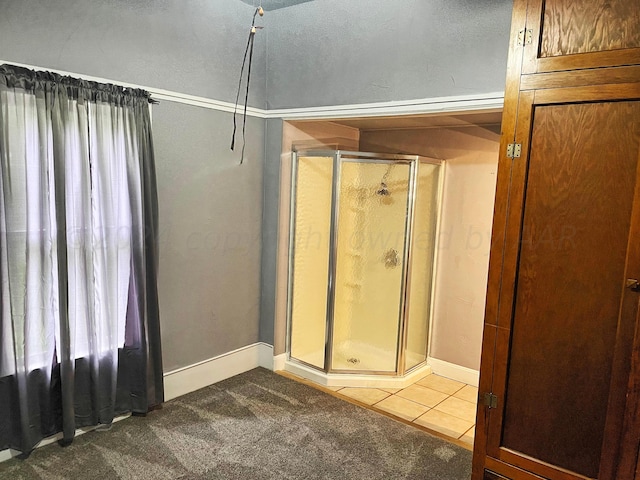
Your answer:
(0, 368), (472, 479)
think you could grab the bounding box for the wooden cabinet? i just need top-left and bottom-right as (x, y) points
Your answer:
(521, 0), (640, 74)
(472, 1), (640, 480)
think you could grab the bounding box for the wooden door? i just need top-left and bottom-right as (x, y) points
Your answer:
(521, 0), (640, 74)
(474, 87), (640, 480)
(619, 306), (640, 479)
(473, 0), (640, 479)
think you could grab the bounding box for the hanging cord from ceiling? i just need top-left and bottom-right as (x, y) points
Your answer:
(230, 5), (264, 164)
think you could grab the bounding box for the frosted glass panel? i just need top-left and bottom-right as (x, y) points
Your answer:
(405, 163), (441, 370)
(289, 156), (333, 368)
(332, 161), (411, 372)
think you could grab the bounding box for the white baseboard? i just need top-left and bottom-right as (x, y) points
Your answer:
(163, 342), (276, 401)
(272, 353), (287, 371)
(0, 413), (131, 464)
(257, 343), (276, 370)
(427, 357), (479, 387)
(0, 449), (16, 463)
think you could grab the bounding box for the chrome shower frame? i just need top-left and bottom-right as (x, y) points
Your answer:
(286, 150), (443, 377)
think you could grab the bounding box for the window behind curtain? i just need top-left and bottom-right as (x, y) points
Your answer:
(0, 84), (132, 377)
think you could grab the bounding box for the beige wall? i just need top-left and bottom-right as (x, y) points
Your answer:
(360, 125), (500, 370)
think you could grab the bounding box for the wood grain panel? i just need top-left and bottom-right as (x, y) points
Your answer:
(535, 48), (640, 73)
(485, 456), (549, 480)
(473, 324), (499, 479)
(481, 0), (529, 330)
(473, 0), (528, 472)
(496, 91), (536, 331)
(484, 471), (510, 480)
(534, 83), (640, 105)
(540, 0), (640, 57)
(487, 326), (511, 452)
(520, 65), (640, 91)
(600, 141), (640, 479)
(615, 305), (640, 479)
(501, 101), (640, 478)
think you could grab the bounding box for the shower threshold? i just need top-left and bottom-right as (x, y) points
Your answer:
(284, 358), (432, 389)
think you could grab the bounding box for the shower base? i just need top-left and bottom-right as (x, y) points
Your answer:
(286, 340), (431, 388)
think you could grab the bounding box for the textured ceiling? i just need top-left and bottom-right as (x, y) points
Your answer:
(238, 0), (314, 11)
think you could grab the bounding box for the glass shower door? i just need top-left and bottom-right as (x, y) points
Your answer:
(289, 155), (334, 368)
(404, 161), (441, 371)
(331, 160), (412, 372)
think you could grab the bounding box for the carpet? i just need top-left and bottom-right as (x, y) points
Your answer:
(0, 368), (472, 479)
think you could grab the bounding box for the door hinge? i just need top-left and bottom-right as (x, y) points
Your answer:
(483, 393), (498, 409)
(506, 143), (522, 158)
(517, 28), (533, 46)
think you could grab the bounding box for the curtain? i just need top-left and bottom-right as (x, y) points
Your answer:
(0, 65), (163, 455)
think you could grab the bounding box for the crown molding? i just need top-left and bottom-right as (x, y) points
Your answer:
(265, 92), (504, 120)
(0, 60), (503, 120)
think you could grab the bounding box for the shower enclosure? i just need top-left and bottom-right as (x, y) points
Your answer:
(287, 151), (443, 377)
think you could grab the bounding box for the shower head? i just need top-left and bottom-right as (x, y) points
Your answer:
(376, 182), (390, 196)
(377, 164), (393, 197)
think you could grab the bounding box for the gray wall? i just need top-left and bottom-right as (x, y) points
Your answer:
(154, 104), (263, 371)
(0, 0), (267, 372)
(259, 0), (513, 347)
(259, 118), (284, 347)
(265, 0), (513, 109)
(0, 0), (266, 107)
(1, 0), (514, 368)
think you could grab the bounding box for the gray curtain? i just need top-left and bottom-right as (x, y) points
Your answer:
(0, 65), (163, 455)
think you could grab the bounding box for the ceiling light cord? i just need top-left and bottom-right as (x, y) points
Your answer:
(231, 6), (264, 164)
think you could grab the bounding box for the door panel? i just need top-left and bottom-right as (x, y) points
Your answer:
(502, 101), (640, 477)
(331, 161), (411, 372)
(613, 302), (640, 479)
(487, 98), (640, 479)
(405, 162), (440, 371)
(475, 0), (640, 478)
(523, 0), (640, 73)
(540, 1), (640, 57)
(484, 471), (510, 480)
(289, 156), (334, 368)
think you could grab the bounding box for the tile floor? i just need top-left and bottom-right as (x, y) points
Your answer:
(328, 373), (478, 447)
